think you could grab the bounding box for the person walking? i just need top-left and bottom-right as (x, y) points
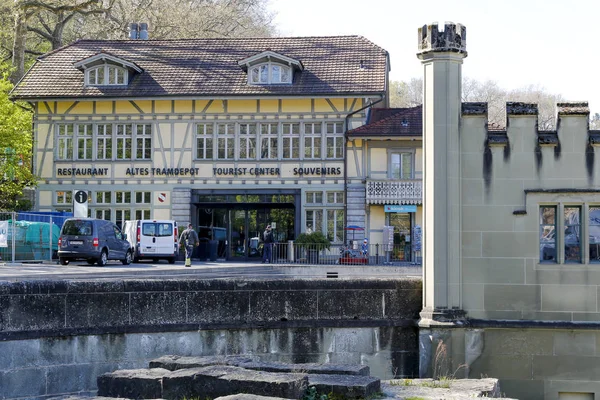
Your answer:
(180, 223), (199, 267)
(262, 225), (273, 263)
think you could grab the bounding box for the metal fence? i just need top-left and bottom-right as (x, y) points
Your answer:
(0, 211), (71, 263)
(268, 242), (421, 266)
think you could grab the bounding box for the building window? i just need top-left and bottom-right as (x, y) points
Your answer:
(196, 123), (214, 160)
(116, 191), (131, 204)
(260, 123), (278, 159)
(327, 209), (344, 243)
(95, 209), (111, 220)
(217, 123), (235, 160)
(282, 123), (300, 159)
(391, 151), (413, 179)
(76, 124), (93, 160)
(96, 191), (112, 204)
(56, 190), (72, 204)
(115, 209), (131, 229)
(57, 124), (74, 160)
(304, 123), (322, 159)
(540, 206), (557, 262)
(115, 124), (132, 160)
(590, 206), (600, 263)
(306, 191), (323, 204)
(564, 206), (581, 263)
(97, 124), (113, 160)
(135, 192), (151, 204)
(135, 209), (151, 219)
(87, 64), (127, 86)
(326, 122), (344, 159)
(239, 123), (257, 160)
(306, 209), (323, 233)
(136, 124), (152, 159)
(249, 62), (292, 85)
(327, 191), (344, 204)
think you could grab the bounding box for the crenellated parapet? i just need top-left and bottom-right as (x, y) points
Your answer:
(461, 102), (487, 116)
(557, 102), (589, 116)
(417, 22), (467, 56)
(506, 102), (538, 116)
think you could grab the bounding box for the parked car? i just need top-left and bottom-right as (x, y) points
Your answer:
(58, 218), (132, 266)
(123, 219), (179, 263)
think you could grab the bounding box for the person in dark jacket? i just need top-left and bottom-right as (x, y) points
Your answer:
(262, 225), (273, 263)
(179, 223), (199, 267)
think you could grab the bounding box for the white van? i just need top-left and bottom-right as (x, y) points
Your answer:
(123, 220), (179, 263)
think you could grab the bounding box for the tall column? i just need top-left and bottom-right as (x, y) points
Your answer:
(417, 23), (467, 322)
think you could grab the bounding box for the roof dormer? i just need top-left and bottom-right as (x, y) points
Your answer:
(73, 51), (143, 87)
(238, 50), (303, 85)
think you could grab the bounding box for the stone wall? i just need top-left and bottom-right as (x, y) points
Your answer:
(0, 278), (421, 399)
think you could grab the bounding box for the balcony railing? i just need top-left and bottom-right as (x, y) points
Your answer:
(366, 179), (422, 204)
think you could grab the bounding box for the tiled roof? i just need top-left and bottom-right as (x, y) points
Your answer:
(11, 36), (388, 100)
(348, 105), (422, 136)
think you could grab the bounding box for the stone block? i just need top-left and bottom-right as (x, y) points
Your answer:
(484, 284), (540, 312)
(215, 395), (291, 400)
(498, 379), (545, 400)
(308, 374), (380, 399)
(541, 285), (597, 312)
(0, 368), (47, 398)
(318, 290), (383, 320)
(482, 329), (553, 356)
(149, 355), (252, 371)
(66, 293), (129, 328)
(187, 291), (251, 323)
(237, 360), (370, 376)
(0, 294), (65, 331)
(553, 331), (596, 356)
(130, 292), (187, 325)
(532, 355), (600, 380)
(249, 290), (318, 321)
(96, 368), (170, 398)
(162, 365), (308, 400)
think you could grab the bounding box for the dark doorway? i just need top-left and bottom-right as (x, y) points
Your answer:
(193, 191), (298, 261)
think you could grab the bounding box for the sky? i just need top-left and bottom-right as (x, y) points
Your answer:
(268, 0), (600, 115)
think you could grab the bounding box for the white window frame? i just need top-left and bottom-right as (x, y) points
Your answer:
(76, 123), (93, 160)
(326, 122), (344, 159)
(56, 124), (74, 160)
(303, 122), (322, 159)
(260, 122), (279, 160)
(248, 62), (292, 85)
(86, 64), (128, 86)
(96, 124), (113, 160)
(390, 149), (415, 180)
(196, 123), (214, 160)
(135, 191), (151, 204)
(135, 124), (152, 160)
(239, 123), (257, 160)
(282, 123), (300, 159)
(217, 123), (235, 160)
(115, 191), (131, 204)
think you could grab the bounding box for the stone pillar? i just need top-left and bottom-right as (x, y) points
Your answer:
(417, 23), (467, 323)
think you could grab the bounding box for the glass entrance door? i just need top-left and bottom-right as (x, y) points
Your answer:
(389, 213), (412, 262)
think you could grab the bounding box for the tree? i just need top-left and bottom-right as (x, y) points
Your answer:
(389, 78), (421, 108)
(4, 0), (275, 83)
(73, 0), (274, 41)
(390, 77), (568, 129)
(0, 63), (35, 211)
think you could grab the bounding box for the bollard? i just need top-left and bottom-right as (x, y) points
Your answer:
(288, 240), (294, 262)
(375, 243), (379, 264)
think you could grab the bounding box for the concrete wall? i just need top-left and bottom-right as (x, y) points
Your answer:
(0, 278), (421, 399)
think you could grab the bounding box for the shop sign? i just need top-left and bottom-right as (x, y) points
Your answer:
(384, 205), (417, 213)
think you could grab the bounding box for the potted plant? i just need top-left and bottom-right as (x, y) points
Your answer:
(294, 231), (331, 263)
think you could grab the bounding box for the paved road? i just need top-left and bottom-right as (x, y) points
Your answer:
(0, 260), (421, 281)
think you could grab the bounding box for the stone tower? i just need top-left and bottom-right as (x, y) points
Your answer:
(417, 23), (467, 323)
